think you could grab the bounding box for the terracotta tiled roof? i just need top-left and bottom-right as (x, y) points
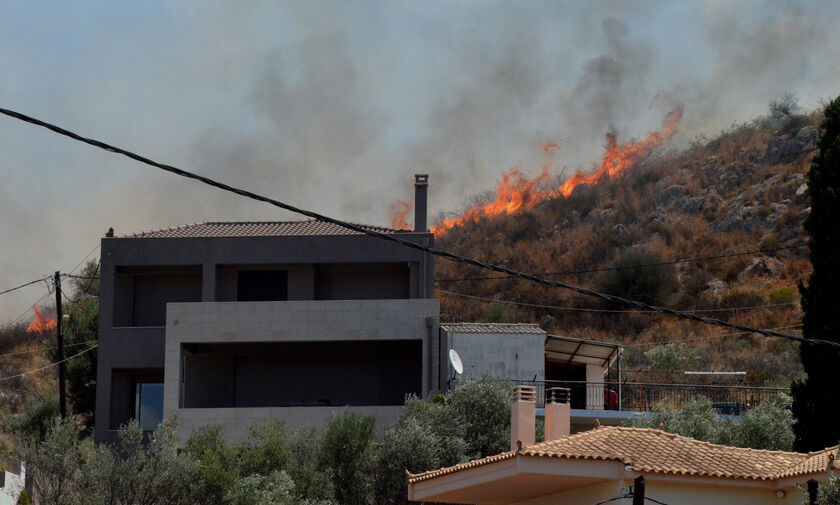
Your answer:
(408, 426), (839, 483)
(439, 323), (545, 335)
(780, 446), (840, 478)
(123, 220), (406, 238)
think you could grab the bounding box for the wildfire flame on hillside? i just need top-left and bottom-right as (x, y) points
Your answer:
(391, 106), (683, 235)
(389, 178), (416, 230)
(26, 306), (56, 334)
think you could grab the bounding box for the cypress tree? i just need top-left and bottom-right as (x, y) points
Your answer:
(792, 96), (840, 452)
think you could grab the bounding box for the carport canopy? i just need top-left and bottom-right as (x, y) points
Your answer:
(545, 335), (619, 368)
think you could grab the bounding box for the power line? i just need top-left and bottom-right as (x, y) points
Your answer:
(437, 288), (798, 314)
(621, 325), (803, 349)
(0, 344), (97, 383)
(436, 244), (809, 283)
(0, 340), (98, 358)
(0, 106), (834, 349)
(0, 277), (51, 297)
(67, 243), (100, 275)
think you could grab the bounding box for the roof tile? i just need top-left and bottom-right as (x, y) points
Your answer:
(123, 220), (406, 238)
(407, 426), (839, 483)
(439, 323), (545, 335)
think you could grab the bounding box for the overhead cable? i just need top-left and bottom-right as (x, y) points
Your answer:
(0, 277), (51, 297)
(436, 288), (798, 314)
(0, 344), (98, 383)
(435, 244), (808, 283)
(0, 106), (834, 349)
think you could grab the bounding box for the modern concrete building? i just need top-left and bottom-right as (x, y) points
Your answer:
(94, 176), (440, 443)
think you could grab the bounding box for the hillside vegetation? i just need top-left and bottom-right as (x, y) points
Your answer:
(435, 109), (822, 386)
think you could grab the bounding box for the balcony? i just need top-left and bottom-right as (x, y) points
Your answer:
(509, 379), (787, 415)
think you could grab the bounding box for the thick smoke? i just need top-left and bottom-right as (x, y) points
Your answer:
(0, 0), (839, 321)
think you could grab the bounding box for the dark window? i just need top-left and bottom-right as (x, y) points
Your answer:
(113, 266), (202, 327)
(237, 270), (288, 301)
(134, 382), (163, 431)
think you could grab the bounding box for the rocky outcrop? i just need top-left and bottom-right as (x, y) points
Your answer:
(762, 126), (819, 165)
(740, 253), (785, 279)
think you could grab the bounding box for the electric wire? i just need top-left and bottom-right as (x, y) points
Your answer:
(0, 344), (98, 383)
(67, 243), (100, 275)
(0, 277), (51, 297)
(10, 290), (51, 326)
(436, 244), (809, 283)
(621, 325), (803, 349)
(0, 340), (99, 358)
(0, 106), (835, 349)
(436, 288), (799, 314)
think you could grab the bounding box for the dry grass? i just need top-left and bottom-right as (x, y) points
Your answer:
(435, 114), (820, 386)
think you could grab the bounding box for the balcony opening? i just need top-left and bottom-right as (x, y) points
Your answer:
(182, 340), (422, 408)
(113, 265), (202, 327)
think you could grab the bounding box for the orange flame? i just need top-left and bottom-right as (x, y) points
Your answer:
(430, 106), (683, 235)
(389, 200), (412, 230)
(26, 306), (56, 333)
(389, 178), (416, 230)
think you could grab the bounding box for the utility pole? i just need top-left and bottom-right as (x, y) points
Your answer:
(632, 475), (645, 505)
(54, 271), (66, 418)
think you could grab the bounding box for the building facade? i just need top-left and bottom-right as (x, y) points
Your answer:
(94, 177), (440, 443)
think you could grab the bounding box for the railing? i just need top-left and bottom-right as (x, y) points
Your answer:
(510, 379), (787, 414)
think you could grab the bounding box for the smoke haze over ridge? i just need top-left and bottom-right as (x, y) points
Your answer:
(1, 0), (839, 321)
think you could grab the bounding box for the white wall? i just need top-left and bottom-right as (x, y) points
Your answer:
(513, 478), (805, 505)
(447, 331), (545, 381)
(0, 464), (25, 505)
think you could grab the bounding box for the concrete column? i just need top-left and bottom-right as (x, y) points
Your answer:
(510, 385), (536, 451)
(586, 363), (605, 410)
(202, 263), (216, 302)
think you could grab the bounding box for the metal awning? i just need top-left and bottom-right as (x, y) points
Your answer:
(545, 334), (620, 368)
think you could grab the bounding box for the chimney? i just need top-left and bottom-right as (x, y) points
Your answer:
(510, 385), (536, 451)
(414, 174), (428, 232)
(545, 387), (571, 441)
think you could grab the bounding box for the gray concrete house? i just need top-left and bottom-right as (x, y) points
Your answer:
(94, 176), (440, 443)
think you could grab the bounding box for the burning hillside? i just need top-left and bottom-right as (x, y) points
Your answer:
(390, 106), (684, 234)
(433, 109), (820, 386)
(26, 305), (56, 334)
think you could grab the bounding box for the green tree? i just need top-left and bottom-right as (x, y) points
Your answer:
(320, 412), (375, 505)
(2, 393), (60, 442)
(644, 343), (700, 377)
(625, 395), (795, 451)
(182, 425), (239, 505)
(726, 394), (794, 451)
(447, 376), (511, 459)
(594, 251), (675, 306)
(816, 471), (840, 505)
(792, 96), (840, 452)
(372, 418), (441, 505)
(286, 427), (335, 503)
(627, 397), (720, 443)
(11, 415), (88, 505)
(238, 420), (291, 477)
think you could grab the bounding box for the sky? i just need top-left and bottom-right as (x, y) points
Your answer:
(1, 0), (839, 322)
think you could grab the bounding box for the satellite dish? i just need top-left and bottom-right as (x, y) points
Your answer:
(449, 349), (464, 375)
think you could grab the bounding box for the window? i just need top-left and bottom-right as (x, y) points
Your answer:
(237, 270), (288, 301)
(134, 382), (163, 431)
